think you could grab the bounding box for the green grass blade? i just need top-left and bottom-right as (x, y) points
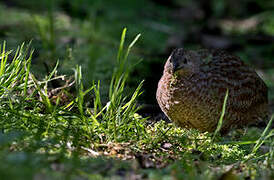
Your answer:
(213, 89), (229, 140)
(117, 28), (127, 64)
(251, 114), (274, 154)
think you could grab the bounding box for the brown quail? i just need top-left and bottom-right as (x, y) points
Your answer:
(156, 48), (268, 133)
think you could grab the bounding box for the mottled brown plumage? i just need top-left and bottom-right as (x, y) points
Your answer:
(156, 48), (268, 133)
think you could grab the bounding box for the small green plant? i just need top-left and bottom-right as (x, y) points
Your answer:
(0, 27), (146, 145)
(85, 28), (146, 142)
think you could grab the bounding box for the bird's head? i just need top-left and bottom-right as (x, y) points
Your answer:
(165, 48), (205, 78)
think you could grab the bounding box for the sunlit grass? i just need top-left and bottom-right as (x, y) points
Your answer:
(0, 29), (273, 179)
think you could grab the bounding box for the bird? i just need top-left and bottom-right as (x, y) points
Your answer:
(156, 48), (268, 134)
